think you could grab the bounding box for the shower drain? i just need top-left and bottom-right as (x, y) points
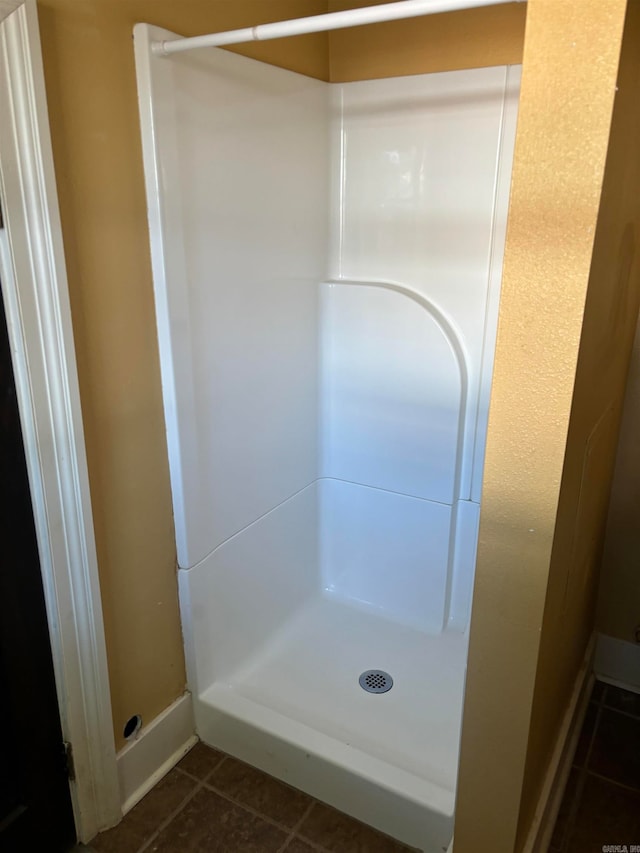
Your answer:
(359, 669), (393, 694)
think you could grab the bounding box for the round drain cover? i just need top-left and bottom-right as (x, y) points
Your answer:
(359, 669), (393, 694)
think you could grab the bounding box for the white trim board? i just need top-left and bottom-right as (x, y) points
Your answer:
(594, 633), (640, 694)
(117, 692), (196, 814)
(0, 0), (120, 839)
(520, 634), (595, 853)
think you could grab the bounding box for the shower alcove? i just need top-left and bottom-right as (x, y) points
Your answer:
(135, 23), (520, 851)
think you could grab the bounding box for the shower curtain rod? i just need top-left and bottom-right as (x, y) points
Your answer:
(152, 0), (522, 57)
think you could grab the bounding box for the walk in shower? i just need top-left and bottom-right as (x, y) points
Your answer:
(135, 17), (519, 849)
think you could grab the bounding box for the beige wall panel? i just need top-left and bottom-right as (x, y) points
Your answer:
(454, 1), (627, 850)
(518, 3), (640, 841)
(328, 0), (525, 81)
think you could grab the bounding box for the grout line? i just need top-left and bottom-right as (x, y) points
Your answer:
(136, 778), (206, 853)
(277, 800), (318, 852)
(173, 766), (206, 784)
(173, 765), (198, 780)
(292, 799), (316, 833)
(277, 835), (295, 853)
(560, 766), (587, 853)
(202, 753), (228, 781)
(559, 682), (640, 853)
(201, 777), (303, 836)
(295, 804), (413, 853)
(292, 835), (338, 853)
(601, 702), (640, 722)
(583, 694), (605, 767)
(177, 749), (320, 849)
(585, 769), (640, 796)
(561, 687), (606, 852)
(173, 751), (227, 784)
(131, 748), (410, 853)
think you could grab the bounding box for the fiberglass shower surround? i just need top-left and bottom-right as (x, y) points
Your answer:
(135, 24), (519, 853)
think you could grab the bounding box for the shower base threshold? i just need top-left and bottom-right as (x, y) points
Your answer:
(193, 595), (466, 852)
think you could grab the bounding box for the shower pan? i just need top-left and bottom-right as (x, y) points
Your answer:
(135, 23), (520, 851)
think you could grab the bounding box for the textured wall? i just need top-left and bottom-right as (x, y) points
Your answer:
(328, 0), (525, 81)
(517, 1), (640, 842)
(454, 1), (627, 850)
(37, 0), (329, 750)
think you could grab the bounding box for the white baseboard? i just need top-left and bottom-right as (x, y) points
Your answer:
(594, 633), (640, 694)
(116, 691), (197, 814)
(521, 634), (596, 853)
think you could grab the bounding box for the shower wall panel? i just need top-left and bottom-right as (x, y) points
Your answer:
(135, 25), (329, 569)
(327, 67), (520, 500)
(320, 67), (520, 630)
(179, 483), (319, 692)
(136, 30), (522, 847)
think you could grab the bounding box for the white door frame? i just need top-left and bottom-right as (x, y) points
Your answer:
(0, 0), (120, 841)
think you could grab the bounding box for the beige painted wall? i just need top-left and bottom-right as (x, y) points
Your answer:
(516, 2), (640, 842)
(454, 1), (629, 850)
(37, 0), (329, 750)
(328, 0), (525, 80)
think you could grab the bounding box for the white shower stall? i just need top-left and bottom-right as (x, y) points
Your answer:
(135, 23), (519, 851)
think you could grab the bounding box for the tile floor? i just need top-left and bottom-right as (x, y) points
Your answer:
(91, 742), (417, 853)
(90, 680), (640, 853)
(550, 680), (640, 852)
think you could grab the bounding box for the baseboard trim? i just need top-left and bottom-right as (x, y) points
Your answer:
(594, 633), (640, 694)
(116, 692), (196, 814)
(521, 633), (596, 853)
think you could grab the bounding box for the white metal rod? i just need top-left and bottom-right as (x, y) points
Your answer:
(152, 0), (520, 57)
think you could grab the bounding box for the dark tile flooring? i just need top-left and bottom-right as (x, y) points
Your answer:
(91, 743), (417, 853)
(91, 680), (640, 853)
(551, 680), (640, 852)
